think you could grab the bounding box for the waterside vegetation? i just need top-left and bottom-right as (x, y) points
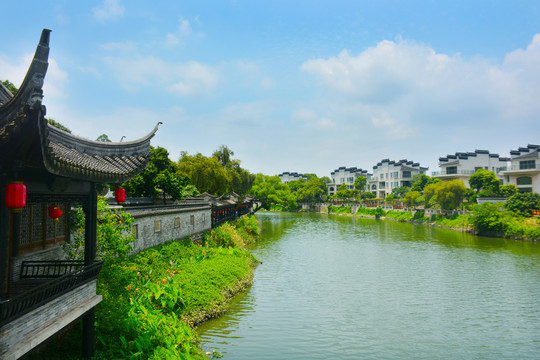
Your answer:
(30, 211), (260, 359)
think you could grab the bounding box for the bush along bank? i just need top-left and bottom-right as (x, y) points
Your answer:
(29, 215), (260, 360)
(330, 204), (539, 241)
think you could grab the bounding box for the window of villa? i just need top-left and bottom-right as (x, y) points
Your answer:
(446, 167), (457, 175)
(380, 174), (384, 179)
(517, 176), (532, 185)
(520, 160), (535, 170)
(402, 171), (411, 178)
(518, 187), (532, 193)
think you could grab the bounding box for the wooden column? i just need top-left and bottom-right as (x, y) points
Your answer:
(0, 177), (10, 300)
(82, 183), (97, 359)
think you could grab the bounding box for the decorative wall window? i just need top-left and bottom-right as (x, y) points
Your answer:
(517, 176), (532, 185)
(174, 217), (180, 228)
(154, 220), (161, 233)
(520, 160), (535, 170)
(190, 215), (195, 225)
(132, 224), (138, 239)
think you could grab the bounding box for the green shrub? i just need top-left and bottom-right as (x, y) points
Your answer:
(471, 203), (508, 233)
(329, 205), (351, 214)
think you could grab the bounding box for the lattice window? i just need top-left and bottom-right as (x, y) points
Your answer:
(17, 202), (68, 253)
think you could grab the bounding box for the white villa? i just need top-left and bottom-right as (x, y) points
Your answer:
(500, 144), (540, 193)
(327, 167), (371, 196)
(432, 150), (510, 188)
(368, 159), (427, 198)
(278, 172), (308, 184)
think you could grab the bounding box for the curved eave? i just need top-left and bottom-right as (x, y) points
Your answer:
(0, 29), (50, 146)
(39, 122), (160, 183)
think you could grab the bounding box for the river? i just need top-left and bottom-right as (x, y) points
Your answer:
(198, 212), (540, 359)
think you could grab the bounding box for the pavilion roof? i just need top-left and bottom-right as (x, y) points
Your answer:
(0, 29), (158, 183)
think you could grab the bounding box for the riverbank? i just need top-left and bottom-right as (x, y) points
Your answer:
(327, 205), (539, 241)
(28, 216), (260, 360)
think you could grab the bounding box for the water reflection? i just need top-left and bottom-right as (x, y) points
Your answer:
(198, 212), (540, 359)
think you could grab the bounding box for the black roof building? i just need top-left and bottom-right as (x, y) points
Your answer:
(0, 29), (157, 359)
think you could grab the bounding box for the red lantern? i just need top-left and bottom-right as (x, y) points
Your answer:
(5, 182), (27, 212)
(115, 188), (126, 203)
(48, 205), (63, 222)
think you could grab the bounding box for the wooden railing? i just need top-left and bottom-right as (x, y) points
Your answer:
(0, 261), (103, 326)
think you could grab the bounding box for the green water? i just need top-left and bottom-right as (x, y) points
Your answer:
(198, 213), (540, 359)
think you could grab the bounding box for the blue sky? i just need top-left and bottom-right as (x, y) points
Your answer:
(1, 1), (539, 177)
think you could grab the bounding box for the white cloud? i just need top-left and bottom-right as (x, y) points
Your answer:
(164, 16), (194, 48)
(371, 111), (413, 139)
(104, 56), (218, 96)
(93, 0), (125, 21)
(295, 35), (540, 173)
(0, 53), (68, 100)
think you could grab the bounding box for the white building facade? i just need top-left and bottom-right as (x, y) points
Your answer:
(368, 159), (427, 198)
(432, 150), (510, 188)
(500, 144), (540, 193)
(278, 172), (308, 184)
(327, 167), (370, 196)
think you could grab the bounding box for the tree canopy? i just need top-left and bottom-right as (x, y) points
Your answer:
(123, 146), (198, 201)
(468, 169), (500, 194)
(178, 146), (254, 196)
(250, 174), (296, 210)
(96, 134), (112, 142)
(1, 79), (17, 95)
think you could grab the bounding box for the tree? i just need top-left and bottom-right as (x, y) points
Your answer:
(250, 174), (296, 210)
(392, 186), (409, 198)
(410, 174), (440, 192)
(1, 79), (18, 95)
(468, 169), (500, 195)
(361, 192), (376, 200)
(403, 191), (421, 208)
(47, 118), (72, 133)
(335, 183), (353, 199)
(123, 146), (194, 201)
(212, 145), (235, 167)
(433, 180), (467, 210)
(178, 151), (231, 195)
(354, 176), (367, 193)
(208, 145), (255, 196)
(499, 184), (518, 197)
(96, 134), (112, 142)
(64, 197), (134, 261)
(505, 192), (540, 216)
(295, 177), (327, 203)
(423, 183), (438, 208)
